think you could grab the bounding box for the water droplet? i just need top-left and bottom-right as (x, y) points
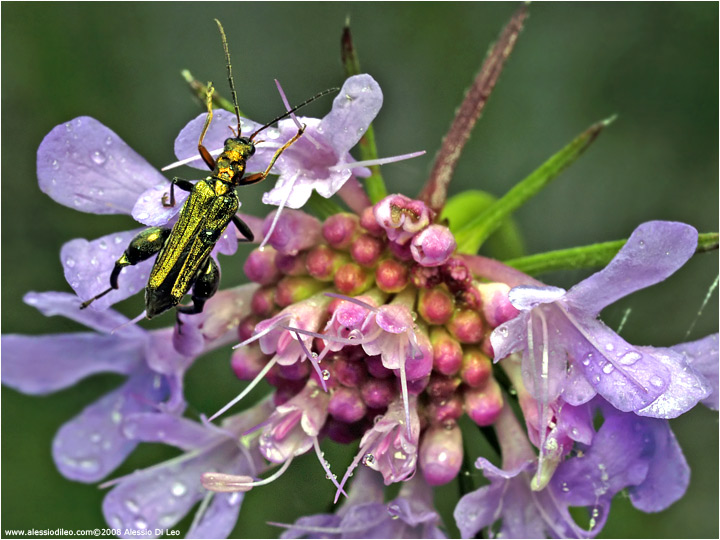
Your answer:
(137, 212), (149, 220)
(65, 258), (76, 268)
(98, 240), (108, 250)
(73, 198), (82, 207)
(362, 453), (375, 466)
(159, 514), (176, 527)
(387, 503), (401, 519)
(561, 482), (570, 492)
(321, 370), (330, 381)
(135, 519), (148, 530)
(91, 150), (106, 165)
(171, 482), (187, 497)
(106, 136), (113, 146)
(602, 364), (614, 374)
(499, 326), (508, 337)
(619, 351), (641, 365)
(357, 127), (365, 135)
(90, 257), (98, 266)
(51, 159), (60, 170)
(228, 492), (242, 505)
(582, 356), (591, 366)
(111, 411), (123, 424)
(90, 433), (102, 443)
(79, 459), (99, 472)
(114, 235), (124, 244)
(125, 499), (140, 513)
(605, 343), (614, 352)
(650, 375), (664, 388)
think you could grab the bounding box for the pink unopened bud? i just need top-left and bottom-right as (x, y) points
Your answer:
(350, 234), (385, 267)
(332, 356), (368, 387)
(334, 262), (373, 296)
(275, 252), (308, 276)
(464, 377), (503, 426)
(324, 417), (365, 444)
(402, 374), (430, 395)
(461, 346), (492, 388)
(375, 259), (409, 293)
(251, 286), (276, 317)
(430, 327), (463, 375)
(418, 286), (455, 325)
(231, 345), (269, 380)
(425, 373), (461, 403)
(420, 422), (463, 486)
(426, 395), (463, 423)
(238, 314), (261, 341)
(360, 206), (385, 237)
(243, 247), (280, 285)
(263, 209), (321, 255)
(400, 331), (434, 381)
(328, 386), (367, 424)
(365, 355), (393, 379)
(388, 240), (413, 261)
(274, 276), (325, 307)
(446, 308), (484, 344)
(474, 282), (520, 328)
(374, 194), (434, 244)
(306, 245), (348, 281)
(360, 378), (396, 409)
(410, 225), (456, 267)
(322, 213), (359, 249)
(278, 360), (310, 381)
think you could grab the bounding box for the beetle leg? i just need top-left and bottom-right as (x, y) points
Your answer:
(176, 257), (220, 316)
(239, 124), (306, 186)
(162, 177), (195, 207)
(197, 83), (217, 171)
(231, 214), (254, 242)
(80, 227), (171, 309)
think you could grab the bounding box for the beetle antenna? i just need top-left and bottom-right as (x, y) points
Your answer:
(249, 87), (339, 140)
(214, 19), (242, 135)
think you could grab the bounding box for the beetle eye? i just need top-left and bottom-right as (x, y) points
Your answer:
(224, 138), (234, 146)
(248, 144), (256, 156)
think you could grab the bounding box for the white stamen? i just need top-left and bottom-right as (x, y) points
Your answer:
(110, 310), (146, 333)
(161, 147), (224, 171)
(294, 331), (328, 392)
(328, 150), (426, 172)
(312, 437), (347, 497)
(208, 357), (277, 421)
(259, 172), (299, 250)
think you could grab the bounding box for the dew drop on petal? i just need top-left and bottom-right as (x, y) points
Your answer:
(605, 343), (614, 352)
(51, 159), (60, 170)
(228, 492), (242, 506)
(125, 499), (140, 513)
(321, 370), (331, 381)
(65, 258), (76, 268)
(602, 364), (614, 374)
(362, 453), (375, 466)
(98, 240), (108, 250)
(114, 236), (124, 244)
(91, 150), (107, 165)
(135, 519), (148, 530)
(650, 375), (664, 388)
(619, 351), (641, 365)
(387, 503), (401, 520)
(171, 482), (187, 497)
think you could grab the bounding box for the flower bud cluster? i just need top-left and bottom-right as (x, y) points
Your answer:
(232, 196), (521, 487)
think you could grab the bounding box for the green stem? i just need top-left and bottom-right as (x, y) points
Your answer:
(455, 116), (615, 254)
(505, 232), (719, 276)
(182, 69), (243, 115)
(305, 192), (345, 220)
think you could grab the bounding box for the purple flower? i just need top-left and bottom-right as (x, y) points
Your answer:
(37, 116), (239, 311)
(1, 292), (181, 482)
(669, 333), (719, 410)
(276, 467), (445, 539)
(491, 221), (712, 418)
(102, 400), (272, 539)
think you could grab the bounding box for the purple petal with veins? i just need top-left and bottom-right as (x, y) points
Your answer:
(37, 116), (166, 215)
(670, 333), (719, 410)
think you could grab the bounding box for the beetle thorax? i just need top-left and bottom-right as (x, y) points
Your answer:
(214, 137), (255, 184)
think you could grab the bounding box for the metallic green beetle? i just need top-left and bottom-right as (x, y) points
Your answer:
(80, 21), (332, 319)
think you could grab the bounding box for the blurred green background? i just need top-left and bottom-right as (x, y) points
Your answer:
(2, 2), (717, 538)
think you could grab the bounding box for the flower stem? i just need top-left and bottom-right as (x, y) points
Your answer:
(305, 191), (346, 220)
(341, 22), (387, 204)
(455, 115), (615, 254)
(418, 4), (528, 213)
(504, 232), (719, 276)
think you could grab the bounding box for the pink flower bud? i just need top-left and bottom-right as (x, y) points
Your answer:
(418, 286), (455, 325)
(425, 373), (461, 403)
(474, 282), (520, 328)
(274, 276), (326, 307)
(374, 194), (434, 244)
(464, 377), (503, 426)
(251, 286), (276, 317)
(430, 327), (463, 375)
(375, 259), (409, 293)
(360, 206), (385, 237)
(322, 213), (360, 249)
(410, 225), (456, 267)
(350, 234), (385, 267)
(426, 395), (463, 423)
(420, 422), (463, 486)
(446, 308), (484, 344)
(231, 345), (269, 380)
(365, 355), (393, 379)
(328, 386), (367, 423)
(334, 262), (373, 295)
(243, 247), (280, 285)
(275, 252), (308, 276)
(306, 245), (348, 281)
(332, 356), (368, 387)
(360, 378), (396, 409)
(460, 346), (492, 387)
(238, 314), (261, 341)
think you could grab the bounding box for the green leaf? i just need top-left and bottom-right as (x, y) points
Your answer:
(441, 190), (524, 259)
(455, 115), (616, 254)
(505, 232), (719, 275)
(305, 192), (346, 220)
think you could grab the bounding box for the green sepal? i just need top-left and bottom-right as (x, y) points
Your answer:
(441, 190), (524, 260)
(455, 116), (616, 254)
(505, 232), (718, 276)
(341, 23), (387, 204)
(305, 192), (346, 220)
